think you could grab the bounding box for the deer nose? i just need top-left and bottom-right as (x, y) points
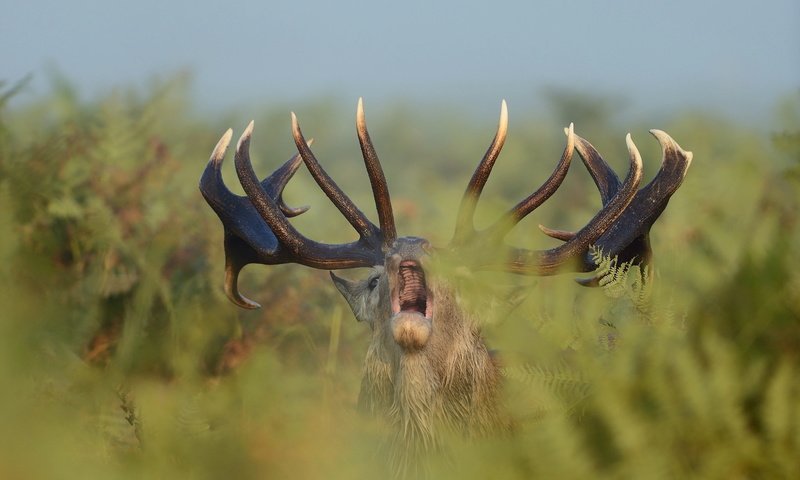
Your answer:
(421, 239), (432, 253)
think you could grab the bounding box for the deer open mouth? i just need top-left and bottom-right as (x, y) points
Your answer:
(389, 259), (433, 351)
(391, 260), (432, 319)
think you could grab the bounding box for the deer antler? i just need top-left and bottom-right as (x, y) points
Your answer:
(200, 128), (309, 308)
(448, 101), (644, 276)
(200, 108), (397, 308)
(202, 99), (691, 309)
(539, 129), (693, 284)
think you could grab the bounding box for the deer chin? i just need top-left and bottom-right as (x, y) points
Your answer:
(390, 260), (433, 352)
(390, 312), (432, 352)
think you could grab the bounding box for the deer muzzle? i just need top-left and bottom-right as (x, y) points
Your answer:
(389, 259), (433, 351)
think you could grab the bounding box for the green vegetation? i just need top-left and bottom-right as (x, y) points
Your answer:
(1, 76), (798, 479)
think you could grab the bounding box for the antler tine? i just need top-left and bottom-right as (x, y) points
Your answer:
(539, 131), (621, 242)
(649, 129), (693, 176)
(291, 112), (381, 241)
(574, 132), (623, 205)
(356, 98), (397, 247)
(264, 139), (313, 218)
(223, 243), (261, 309)
(503, 132), (644, 275)
(485, 123), (575, 241)
(452, 100), (508, 243)
(235, 121), (307, 254)
(211, 128), (234, 167)
(538, 225), (575, 241)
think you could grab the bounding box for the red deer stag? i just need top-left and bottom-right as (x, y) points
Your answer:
(200, 99), (692, 457)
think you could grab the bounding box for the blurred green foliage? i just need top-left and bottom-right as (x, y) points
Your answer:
(0, 75), (798, 479)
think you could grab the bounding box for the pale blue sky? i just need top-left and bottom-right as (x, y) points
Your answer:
(3, 0), (798, 119)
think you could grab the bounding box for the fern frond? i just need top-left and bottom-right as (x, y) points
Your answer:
(588, 245), (633, 299)
(503, 363), (592, 404)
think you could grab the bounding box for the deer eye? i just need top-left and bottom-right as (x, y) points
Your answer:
(368, 276), (380, 291)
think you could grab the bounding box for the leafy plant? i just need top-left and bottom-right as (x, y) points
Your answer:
(1, 76), (798, 479)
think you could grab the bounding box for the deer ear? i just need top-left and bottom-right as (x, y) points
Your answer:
(330, 271), (370, 322)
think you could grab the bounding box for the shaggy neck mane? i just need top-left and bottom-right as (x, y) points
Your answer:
(359, 282), (505, 466)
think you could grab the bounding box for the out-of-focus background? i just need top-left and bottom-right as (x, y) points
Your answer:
(1, 1), (798, 478)
(5, 0), (798, 119)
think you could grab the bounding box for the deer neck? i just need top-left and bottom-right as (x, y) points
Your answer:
(359, 280), (503, 442)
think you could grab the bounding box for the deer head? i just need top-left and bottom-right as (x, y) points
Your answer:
(199, 99), (692, 454)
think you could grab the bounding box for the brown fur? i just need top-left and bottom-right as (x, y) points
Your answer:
(332, 244), (507, 471)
